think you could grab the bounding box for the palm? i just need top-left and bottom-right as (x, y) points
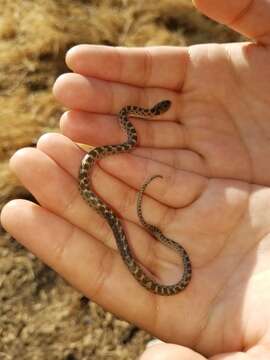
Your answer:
(178, 43), (270, 185)
(2, 4), (270, 359)
(151, 44), (270, 350)
(101, 42), (270, 351)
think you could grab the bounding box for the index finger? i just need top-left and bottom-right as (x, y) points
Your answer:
(66, 45), (189, 90)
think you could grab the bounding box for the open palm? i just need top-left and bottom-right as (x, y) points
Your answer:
(2, 0), (270, 359)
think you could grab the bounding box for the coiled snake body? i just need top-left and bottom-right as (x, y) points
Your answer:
(78, 100), (192, 295)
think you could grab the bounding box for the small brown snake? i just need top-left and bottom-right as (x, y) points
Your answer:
(78, 100), (192, 295)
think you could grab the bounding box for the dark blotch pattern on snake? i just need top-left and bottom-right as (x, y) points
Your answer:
(78, 100), (192, 295)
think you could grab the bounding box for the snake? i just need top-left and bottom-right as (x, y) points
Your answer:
(78, 100), (192, 295)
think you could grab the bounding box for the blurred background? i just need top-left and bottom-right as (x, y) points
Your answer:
(0, 0), (242, 359)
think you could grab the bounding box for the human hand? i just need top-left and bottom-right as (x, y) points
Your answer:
(2, 0), (270, 358)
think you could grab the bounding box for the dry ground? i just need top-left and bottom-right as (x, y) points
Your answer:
(0, 1), (241, 359)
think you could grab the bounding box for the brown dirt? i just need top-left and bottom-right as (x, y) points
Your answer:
(0, 0), (242, 359)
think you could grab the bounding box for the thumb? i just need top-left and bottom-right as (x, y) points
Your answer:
(193, 0), (270, 45)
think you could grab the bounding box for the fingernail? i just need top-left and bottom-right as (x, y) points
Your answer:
(146, 339), (164, 348)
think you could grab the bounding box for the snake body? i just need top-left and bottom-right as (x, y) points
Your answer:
(78, 100), (192, 295)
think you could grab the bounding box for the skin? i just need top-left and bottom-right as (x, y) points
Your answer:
(1, 0), (270, 358)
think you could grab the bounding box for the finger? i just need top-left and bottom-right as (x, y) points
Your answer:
(98, 151), (206, 210)
(53, 72), (176, 117)
(193, 0), (270, 44)
(66, 45), (189, 90)
(134, 148), (207, 176)
(8, 146), (114, 247)
(140, 342), (206, 360)
(37, 133), (205, 210)
(60, 110), (185, 148)
(0, 199), (158, 326)
(60, 107), (207, 173)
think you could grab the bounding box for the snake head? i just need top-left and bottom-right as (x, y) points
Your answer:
(151, 100), (171, 115)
